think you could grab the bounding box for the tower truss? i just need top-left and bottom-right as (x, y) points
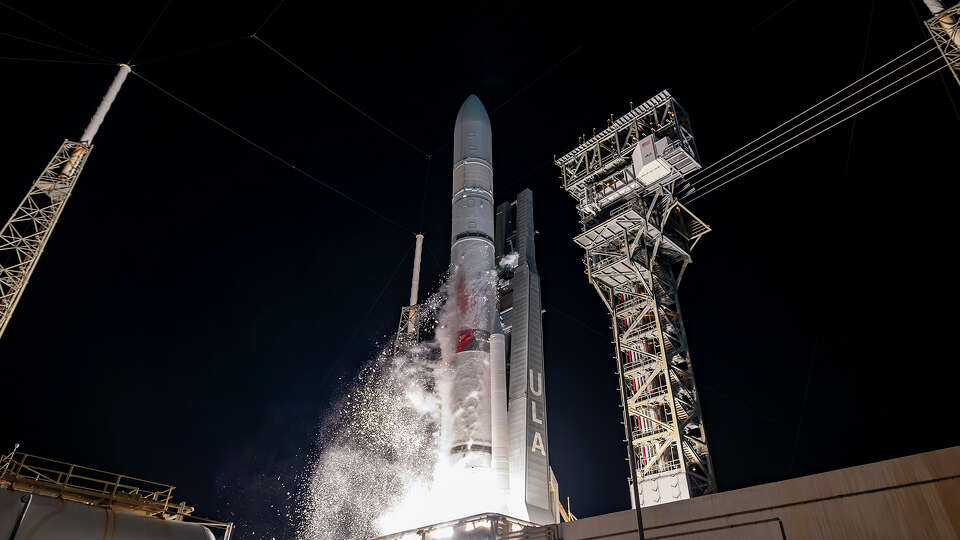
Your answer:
(926, 2), (960, 87)
(0, 141), (91, 339)
(556, 91), (716, 506)
(0, 64), (128, 341)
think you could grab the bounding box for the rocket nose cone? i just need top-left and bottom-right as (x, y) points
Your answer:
(454, 94), (492, 165)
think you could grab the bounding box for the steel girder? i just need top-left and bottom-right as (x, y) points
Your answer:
(0, 140), (91, 340)
(588, 197), (715, 499)
(557, 92), (716, 504)
(393, 304), (419, 357)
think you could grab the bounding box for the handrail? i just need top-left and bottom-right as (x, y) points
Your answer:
(1, 448), (234, 539)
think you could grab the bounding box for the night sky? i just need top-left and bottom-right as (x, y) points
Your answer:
(2, 1), (958, 538)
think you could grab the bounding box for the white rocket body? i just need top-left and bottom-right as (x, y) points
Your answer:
(448, 96), (510, 503)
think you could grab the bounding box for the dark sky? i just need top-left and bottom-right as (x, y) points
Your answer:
(1, 1), (958, 538)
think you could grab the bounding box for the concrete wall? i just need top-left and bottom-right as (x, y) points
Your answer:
(557, 446), (960, 540)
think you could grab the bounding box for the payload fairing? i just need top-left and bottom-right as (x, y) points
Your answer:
(447, 95), (557, 524)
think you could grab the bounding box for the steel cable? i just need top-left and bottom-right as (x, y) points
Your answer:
(127, 0), (174, 64)
(682, 38), (937, 191)
(131, 35), (250, 67)
(0, 31), (111, 63)
(0, 55), (114, 65)
(131, 69), (415, 235)
(685, 61), (950, 203)
(254, 0), (287, 35)
(316, 240), (415, 389)
(0, 1), (115, 62)
(252, 35), (432, 159)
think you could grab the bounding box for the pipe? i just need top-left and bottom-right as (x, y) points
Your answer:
(409, 234), (424, 306)
(490, 330), (510, 512)
(924, 0), (944, 14)
(81, 64), (131, 144)
(406, 234), (424, 335)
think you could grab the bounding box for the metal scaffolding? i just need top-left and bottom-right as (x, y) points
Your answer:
(556, 91), (716, 507)
(926, 2), (960, 87)
(0, 140), (91, 340)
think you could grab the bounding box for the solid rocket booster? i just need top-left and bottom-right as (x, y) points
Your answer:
(449, 95), (508, 486)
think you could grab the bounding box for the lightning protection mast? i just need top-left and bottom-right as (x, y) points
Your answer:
(395, 233), (425, 353)
(0, 64), (131, 341)
(555, 91), (716, 511)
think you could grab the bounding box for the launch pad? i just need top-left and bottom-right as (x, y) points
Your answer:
(373, 513), (540, 540)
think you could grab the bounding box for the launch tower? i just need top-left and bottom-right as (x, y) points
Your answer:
(555, 91), (716, 507)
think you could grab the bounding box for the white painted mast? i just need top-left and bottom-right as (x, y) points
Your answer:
(82, 65), (131, 143)
(405, 234), (424, 335)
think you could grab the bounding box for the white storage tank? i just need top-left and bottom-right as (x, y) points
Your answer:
(1, 490), (217, 540)
(0, 449), (231, 540)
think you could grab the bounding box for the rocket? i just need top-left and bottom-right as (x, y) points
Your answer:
(448, 95), (511, 500)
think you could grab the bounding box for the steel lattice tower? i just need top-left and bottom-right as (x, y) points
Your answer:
(0, 141), (92, 338)
(556, 91), (716, 507)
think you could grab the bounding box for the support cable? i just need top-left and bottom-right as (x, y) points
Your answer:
(417, 156), (432, 232)
(420, 241), (446, 277)
(686, 54), (946, 200)
(683, 39), (936, 190)
(687, 57), (947, 201)
(842, 0), (876, 177)
(316, 241), (415, 389)
(751, 0), (801, 31)
(132, 35), (249, 67)
(685, 61), (950, 203)
(130, 69), (413, 234)
(0, 31), (111, 63)
(0, 1), (114, 62)
(127, 0), (174, 64)
(251, 35), (431, 159)
(0, 55), (113, 65)
(493, 42), (584, 113)
(254, 0), (287, 35)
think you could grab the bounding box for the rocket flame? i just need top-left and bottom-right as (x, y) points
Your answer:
(296, 272), (506, 540)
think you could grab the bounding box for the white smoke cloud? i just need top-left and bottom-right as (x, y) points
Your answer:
(296, 272), (505, 539)
(498, 252), (519, 270)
